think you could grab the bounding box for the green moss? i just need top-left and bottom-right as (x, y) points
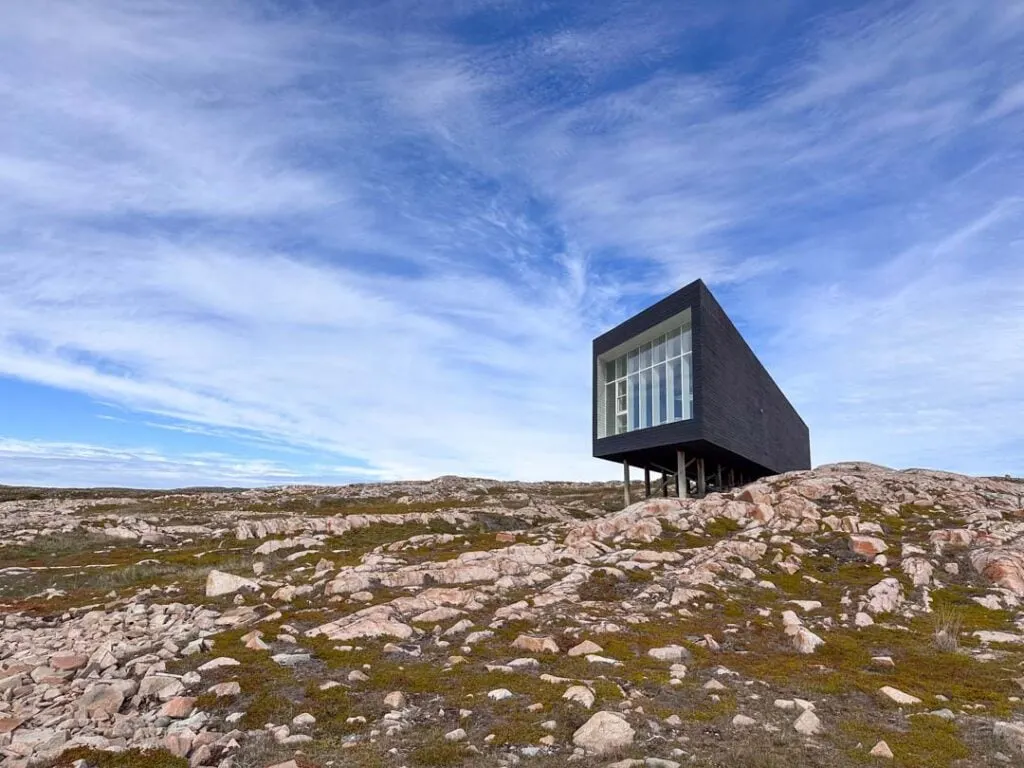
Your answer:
(51, 748), (187, 768)
(840, 717), (970, 767)
(704, 517), (743, 539)
(409, 739), (468, 766)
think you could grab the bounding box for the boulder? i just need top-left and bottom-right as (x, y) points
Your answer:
(648, 645), (691, 663)
(793, 709), (821, 735)
(77, 685), (125, 718)
(572, 711), (635, 754)
(563, 685), (595, 708)
(567, 640), (603, 657)
(511, 634), (559, 654)
(849, 535), (888, 558)
(205, 570), (260, 598)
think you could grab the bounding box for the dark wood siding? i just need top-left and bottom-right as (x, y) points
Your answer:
(592, 279), (810, 477)
(696, 283), (810, 473)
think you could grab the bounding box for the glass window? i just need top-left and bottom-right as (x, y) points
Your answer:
(667, 328), (681, 358)
(653, 335), (665, 364)
(605, 384), (616, 437)
(641, 369), (652, 428)
(616, 414), (627, 434)
(671, 357), (683, 420)
(629, 373), (640, 430)
(655, 362), (667, 424)
(615, 355), (626, 378)
(640, 342), (652, 369)
(604, 360), (616, 384)
(627, 349), (639, 374)
(682, 353), (693, 419)
(681, 327), (692, 354)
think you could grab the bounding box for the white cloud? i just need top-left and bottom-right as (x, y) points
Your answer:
(0, 0), (1022, 485)
(0, 438), (390, 488)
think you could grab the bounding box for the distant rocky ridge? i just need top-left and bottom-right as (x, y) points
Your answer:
(2, 465), (1024, 767)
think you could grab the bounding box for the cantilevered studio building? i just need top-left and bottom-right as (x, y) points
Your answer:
(593, 279), (810, 503)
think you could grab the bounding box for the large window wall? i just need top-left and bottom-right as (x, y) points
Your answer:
(598, 322), (693, 438)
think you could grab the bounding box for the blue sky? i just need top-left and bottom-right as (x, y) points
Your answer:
(1, 0), (1022, 487)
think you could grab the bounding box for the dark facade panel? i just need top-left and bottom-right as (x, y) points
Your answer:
(592, 278), (810, 480)
(695, 284), (810, 473)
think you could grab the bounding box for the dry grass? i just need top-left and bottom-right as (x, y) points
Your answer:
(932, 606), (963, 653)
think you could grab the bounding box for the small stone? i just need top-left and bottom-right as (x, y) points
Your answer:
(488, 689), (513, 701)
(563, 686), (595, 708)
(50, 654), (88, 671)
(511, 635), (560, 654)
(159, 697), (196, 719)
(648, 645), (691, 663)
(879, 686), (922, 706)
(793, 709), (821, 736)
(849, 535), (888, 558)
(292, 713), (316, 727)
(870, 740), (894, 759)
(855, 612), (874, 627)
(196, 657), (240, 673)
(207, 682), (241, 697)
(445, 728), (467, 742)
(567, 640), (603, 657)
(732, 714), (757, 727)
(792, 627), (824, 654)
(384, 691), (407, 709)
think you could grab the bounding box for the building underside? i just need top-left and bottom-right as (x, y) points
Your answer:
(611, 440), (769, 505)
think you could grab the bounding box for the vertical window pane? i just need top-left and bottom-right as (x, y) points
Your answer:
(629, 373), (640, 430)
(604, 360), (616, 384)
(627, 350), (639, 374)
(640, 342), (652, 369)
(667, 328), (681, 358)
(641, 369), (652, 428)
(605, 384), (616, 437)
(672, 358), (683, 420)
(655, 363), (667, 424)
(666, 357), (676, 421)
(683, 353), (693, 419)
(616, 414), (627, 434)
(653, 335), (666, 363)
(615, 355), (626, 378)
(681, 327), (692, 354)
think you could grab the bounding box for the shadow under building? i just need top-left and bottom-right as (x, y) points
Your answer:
(592, 279), (810, 504)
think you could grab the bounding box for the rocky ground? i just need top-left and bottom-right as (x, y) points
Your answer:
(2, 465), (1024, 767)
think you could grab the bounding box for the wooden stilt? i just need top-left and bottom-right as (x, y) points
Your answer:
(661, 472), (669, 497)
(697, 458), (706, 497)
(644, 468), (651, 499)
(623, 460), (631, 508)
(729, 468), (735, 488)
(677, 449), (687, 499)
(716, 464), (722, 491)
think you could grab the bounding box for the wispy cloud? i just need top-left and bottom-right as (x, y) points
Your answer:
(0, 0), (1022, 486)
(0, 437), (390, 488)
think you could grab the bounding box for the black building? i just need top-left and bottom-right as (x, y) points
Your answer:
(592, 278), (810, 502)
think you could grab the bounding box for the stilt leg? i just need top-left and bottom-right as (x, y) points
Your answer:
(697, 458), (706, 497)
(677, 449), (687, 499)
(623, 460), (631, 508)
(644, 468), (651, 499)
